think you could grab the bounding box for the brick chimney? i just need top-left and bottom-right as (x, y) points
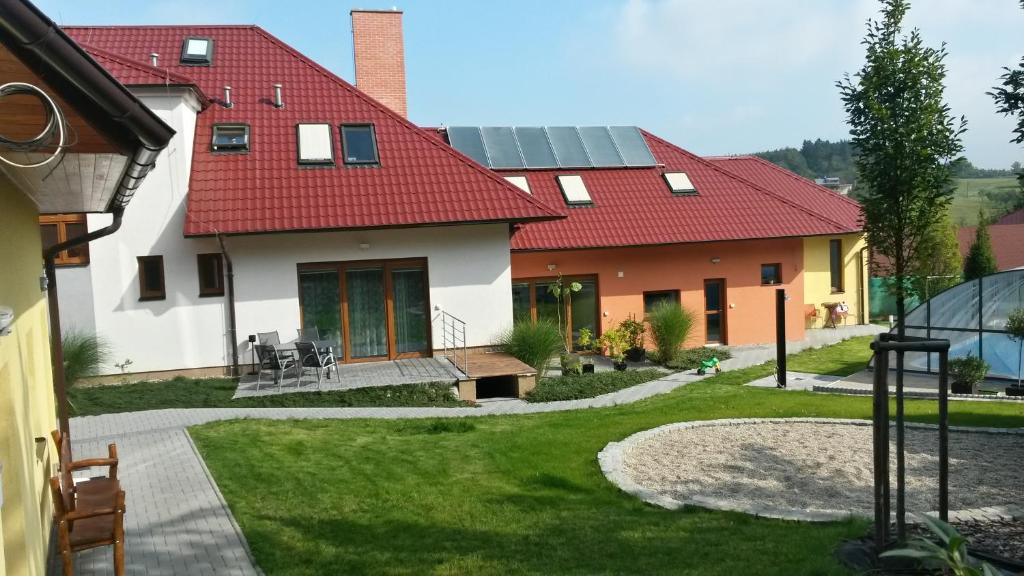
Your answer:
(351, 8), (407, 118)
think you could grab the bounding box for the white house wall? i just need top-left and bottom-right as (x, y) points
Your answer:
(56, 89), (516, 376)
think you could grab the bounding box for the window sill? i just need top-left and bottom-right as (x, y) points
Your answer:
(199, 292), (225, 298)
(831, 290), (846, 295)
(54, 262), (90, 268)
(138, 295), (166, 302)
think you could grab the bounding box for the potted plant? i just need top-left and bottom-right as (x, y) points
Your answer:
(619, 316), (646, 362)
(1007, 308), (1024, 397)
(560, 352), (582, 376)
(577, 328), (596, 374)
(599, 328), (629, 371)
(948, 355), (989, 395)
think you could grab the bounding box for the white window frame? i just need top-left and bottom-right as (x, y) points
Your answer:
(296, 123), (335, 165)
(664, 172), (697, 194)
(556, 175), (592, 206)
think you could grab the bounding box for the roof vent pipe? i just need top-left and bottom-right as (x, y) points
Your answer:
(272, 83), (283, 108)
(150, 52), (159, 66)
(223, 85), (232, 108)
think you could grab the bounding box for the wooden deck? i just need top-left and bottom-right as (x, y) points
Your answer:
(450, 348), (536, 379)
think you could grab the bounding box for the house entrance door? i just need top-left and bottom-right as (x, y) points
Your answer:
(704, 279), (727, 344)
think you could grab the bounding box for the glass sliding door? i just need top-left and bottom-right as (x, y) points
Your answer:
(535, 281), (561, 326)
(298, 269), (342, 351)
(512, 282), (531, 323)
(346, 266), (388, 359)
(391, 266), (429, 355)
(512, 275), (599, 349)
(570, 279), (597, 348)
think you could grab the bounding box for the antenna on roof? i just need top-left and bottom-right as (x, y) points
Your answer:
(272, 83), (283, 108)
(223, 86), (232, 108)
(150, 53), (159, 67)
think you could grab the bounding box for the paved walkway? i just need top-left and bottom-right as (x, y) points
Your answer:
(64, 325), (879, 575)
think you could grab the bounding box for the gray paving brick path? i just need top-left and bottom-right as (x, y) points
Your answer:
(63, 325), (879, 575)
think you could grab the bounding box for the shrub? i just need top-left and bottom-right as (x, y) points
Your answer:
(598, 327), (630, 362)
(62, 329), (111, 386)
(664, 346), (733, 370)
(1007, 308), (1024, 342)
(949, 355), (989, 392)
(646, 302), (695, 362)
(525, 369), (664, 403)
(497, 320), (563, 374)
(618, 316), (645, 350)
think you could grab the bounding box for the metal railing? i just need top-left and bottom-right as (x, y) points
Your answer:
(440, 311), (468, 376)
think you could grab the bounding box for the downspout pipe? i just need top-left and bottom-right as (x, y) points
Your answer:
(216, 233), (240, 378)
(44, 207), (124, 436)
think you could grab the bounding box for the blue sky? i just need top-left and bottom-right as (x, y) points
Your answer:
(40, 0), (1024, 168)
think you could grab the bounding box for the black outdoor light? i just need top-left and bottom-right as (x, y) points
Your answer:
(248, 334), (257, 375)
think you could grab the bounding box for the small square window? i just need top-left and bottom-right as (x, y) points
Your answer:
(138, 256), (166, 301)
(761, 263), (782, 286)
(297, 124), (334, 165)
(180, 37), (214, 65)
(340, 124), (379, 165)
(643, 290), (680, 315)
(556, 175), (592, 206)
(39, 214), (90, 266)
(504, 176), (531, 194)
(211, 125), (249, 152)
(664, 172), (697, 195)
(197, 253), (224, 297)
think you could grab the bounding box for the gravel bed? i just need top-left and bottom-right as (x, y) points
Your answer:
(621, 420), (1024, 518)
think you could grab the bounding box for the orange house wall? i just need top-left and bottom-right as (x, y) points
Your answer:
(511, 237), (806, 347)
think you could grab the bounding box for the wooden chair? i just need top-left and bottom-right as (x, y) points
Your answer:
(51, 429), (120, 510)
(50, 475), (126, 576)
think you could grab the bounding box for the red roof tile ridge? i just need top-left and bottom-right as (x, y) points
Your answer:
(643, 131), (859, 233)
(63, 24), (260, 30)
(720, 154), (864, 212)
(246, 26), (564, 220)
(80, 43), (196, 85)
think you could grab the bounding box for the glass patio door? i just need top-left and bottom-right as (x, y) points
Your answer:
(345, 266), (389, 359)
(391, 266), (429, 356)
(298, 269), (342, 352)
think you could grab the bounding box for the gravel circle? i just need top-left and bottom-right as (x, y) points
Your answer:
(603, 419), (1024, 521)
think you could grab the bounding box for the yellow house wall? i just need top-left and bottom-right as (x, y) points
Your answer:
(0, 175), (56, 576)
(803, 234), (870, 329)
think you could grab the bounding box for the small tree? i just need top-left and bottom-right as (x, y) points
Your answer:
(910, 207), (962, 299)
(1007, 308), (1024, 389)
(546, 274), (581, 353)
(963, 212), (998, 280)
(837, 0), (966, 340)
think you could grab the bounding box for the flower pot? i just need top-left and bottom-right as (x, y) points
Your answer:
(613, 361), (628, 371)
(1006, 385), (1024, 397)
(625, 347), (646, 363)
(582, 363), (595, 374)
(951, 380), (975, 395)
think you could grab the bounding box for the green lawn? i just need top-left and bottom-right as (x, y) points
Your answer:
(525, 369), (665, 402)
(68, 378), (467, 416)
(190, 339), (1024, 575)
(951, 177), (1021, 225)
(786, 335), (874, 376)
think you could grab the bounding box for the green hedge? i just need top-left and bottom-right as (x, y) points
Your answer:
(525, 369), (664, 403)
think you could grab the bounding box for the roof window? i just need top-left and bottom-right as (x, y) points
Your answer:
(504, 176), (531, 194)
(180, 37), (214, 65)
(556, 175), (592, 206)
(664, 172), (697, 195)
(211, 124), (249, 153)
(340, 124), (379, 165)
(297, 124), (334, 165)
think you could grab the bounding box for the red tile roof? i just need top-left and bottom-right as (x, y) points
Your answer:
(64, 26), (560, 236)
(996, 208), (1024, 225)
(81, 43), (201, 89)
(957, 224), (1024, 271)
(494, 132), (863, 251)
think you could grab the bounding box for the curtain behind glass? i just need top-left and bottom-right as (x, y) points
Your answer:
(299, 270), (342, 351)
(346, 267), (388, 358)
(392, 267), (429, 354)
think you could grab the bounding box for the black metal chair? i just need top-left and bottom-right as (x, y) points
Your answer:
(255, 344), (298, 391)
(257, 331), (280, 346)
(296, 327), (320, 341)
(295, 341), (338, 389)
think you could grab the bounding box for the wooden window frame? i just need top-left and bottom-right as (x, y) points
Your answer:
(296, 258), (432, 364)
(760, 263), (782, 286)
(39, 214), (90, 267)
(197, 253), (225, 297)
(511, 274), (600, 349)
(137, 256), (166, 301)
(642, 290), (680, 317)
(829, 239), (845, 293)
(703, 278), (728, 345)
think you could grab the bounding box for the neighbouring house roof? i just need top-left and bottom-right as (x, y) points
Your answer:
(81, 43), (208, 100)
(996, 207), (1024, 225)
(957, 224), (1024, 271)
(0, 0), (175, 213)
(442, 129), (863, 251)
(63, 25), (560, 237)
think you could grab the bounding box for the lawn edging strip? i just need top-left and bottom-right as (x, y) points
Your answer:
(598, 417), (1024, 523)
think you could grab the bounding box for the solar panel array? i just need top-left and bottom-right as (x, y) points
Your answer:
(446, 126), (658, 170)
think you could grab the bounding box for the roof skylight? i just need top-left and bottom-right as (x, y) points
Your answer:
(211, 124), (249, 153)
(664, 172), (697, 195)
(504, 176), (531, 194)
(297, 123), (334, 165)
(556, 175), (592, 206)
(180, 37), (214, 65)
